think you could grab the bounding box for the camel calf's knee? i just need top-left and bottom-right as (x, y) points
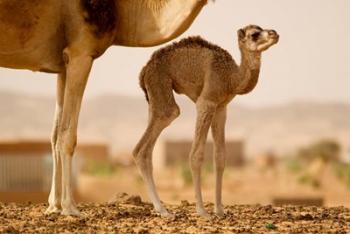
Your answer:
(152, 105), (180, 125)
(163, 106), (180, 125)
(214, 152), (226, 170)
(190, 149), (206, 170)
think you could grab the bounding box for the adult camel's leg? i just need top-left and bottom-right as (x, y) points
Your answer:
(190, 100), (216, 218)
(211, 106), (227, 217)
(56, 51), (93, 215)
(46, 72), (66, 214)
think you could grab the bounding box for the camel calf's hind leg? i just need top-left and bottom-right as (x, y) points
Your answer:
(46, 72), (66, 214)
(133, 76), (179, 217)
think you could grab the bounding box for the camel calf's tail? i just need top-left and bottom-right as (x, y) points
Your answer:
(139, 66), (149, 102)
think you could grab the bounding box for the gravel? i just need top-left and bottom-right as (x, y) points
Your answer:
(1, 193), (350, 233)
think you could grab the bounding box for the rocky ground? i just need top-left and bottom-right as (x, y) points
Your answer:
(1, 193), (350, 233)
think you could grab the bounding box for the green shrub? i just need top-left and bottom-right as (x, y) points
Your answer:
(286, 159), (303, 173)
(333, 162), (350, 187)
(181, 166), (193, 186)
(85, 160), (115, 177)
(297, 140), (340, 163)
(298, 174), (320, 188)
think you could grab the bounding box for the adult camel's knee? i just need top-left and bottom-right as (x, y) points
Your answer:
(56, 129), (77, 157)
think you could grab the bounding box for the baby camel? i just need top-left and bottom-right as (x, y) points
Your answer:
(133, 25), (279, 217)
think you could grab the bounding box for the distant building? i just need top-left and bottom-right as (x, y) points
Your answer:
(153, 139), (245, 170)
(0, 139), (109, 203)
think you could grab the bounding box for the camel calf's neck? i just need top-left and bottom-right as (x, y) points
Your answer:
(134, 25), (279, 218)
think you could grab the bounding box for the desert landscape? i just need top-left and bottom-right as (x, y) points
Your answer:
(1, 0), (350, 232)
(1, 92), (350, 232)
(1, 193), (350, 233)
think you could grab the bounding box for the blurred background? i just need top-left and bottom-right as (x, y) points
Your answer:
(1, 0), (350, 207)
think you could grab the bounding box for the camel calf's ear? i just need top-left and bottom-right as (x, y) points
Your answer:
(238, 29), (245, 41)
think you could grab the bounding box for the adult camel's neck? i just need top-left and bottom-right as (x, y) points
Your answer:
(113, 0), (207, 47)
(235, 49), (262, 95)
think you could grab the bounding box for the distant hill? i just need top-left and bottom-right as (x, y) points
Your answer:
(0, 91), (349, 157)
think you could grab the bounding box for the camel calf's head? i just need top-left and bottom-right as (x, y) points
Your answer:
(238, 25), (279, 53)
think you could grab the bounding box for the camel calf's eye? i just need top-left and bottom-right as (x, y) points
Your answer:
(251, 32), (260, 41)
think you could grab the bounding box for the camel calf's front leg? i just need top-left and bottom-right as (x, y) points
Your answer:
(56, 51), (93, 216)
(211, 106), (227, 217)
(190, 100), (216, 218)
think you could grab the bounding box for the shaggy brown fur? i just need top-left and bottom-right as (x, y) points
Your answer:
(81, 0), (116, 36)
(151, 36), (232, 62)
(140, 36), (233, 101)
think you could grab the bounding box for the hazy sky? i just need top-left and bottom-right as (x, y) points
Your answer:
(0, 0), (349, 106)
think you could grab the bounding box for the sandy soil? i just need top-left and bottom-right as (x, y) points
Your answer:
(1, 193), (350, 234)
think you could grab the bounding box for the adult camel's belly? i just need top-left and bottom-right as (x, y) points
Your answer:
(0, 0), (65, 73)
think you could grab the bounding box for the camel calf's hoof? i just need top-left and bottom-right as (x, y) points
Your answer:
(215, 206), (225, 217)
(157, 207), (174, 218)
(61, 206), (81, 216)
(215, 210), (225, 218)
(196, 209), (211, 219)
(160, 211), (175, 218)
(45, 205), (61, 214)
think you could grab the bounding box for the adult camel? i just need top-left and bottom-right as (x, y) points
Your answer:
(0, 0), (209, 215)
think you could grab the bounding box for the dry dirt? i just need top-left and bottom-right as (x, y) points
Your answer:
(1, 193), (350, 234)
